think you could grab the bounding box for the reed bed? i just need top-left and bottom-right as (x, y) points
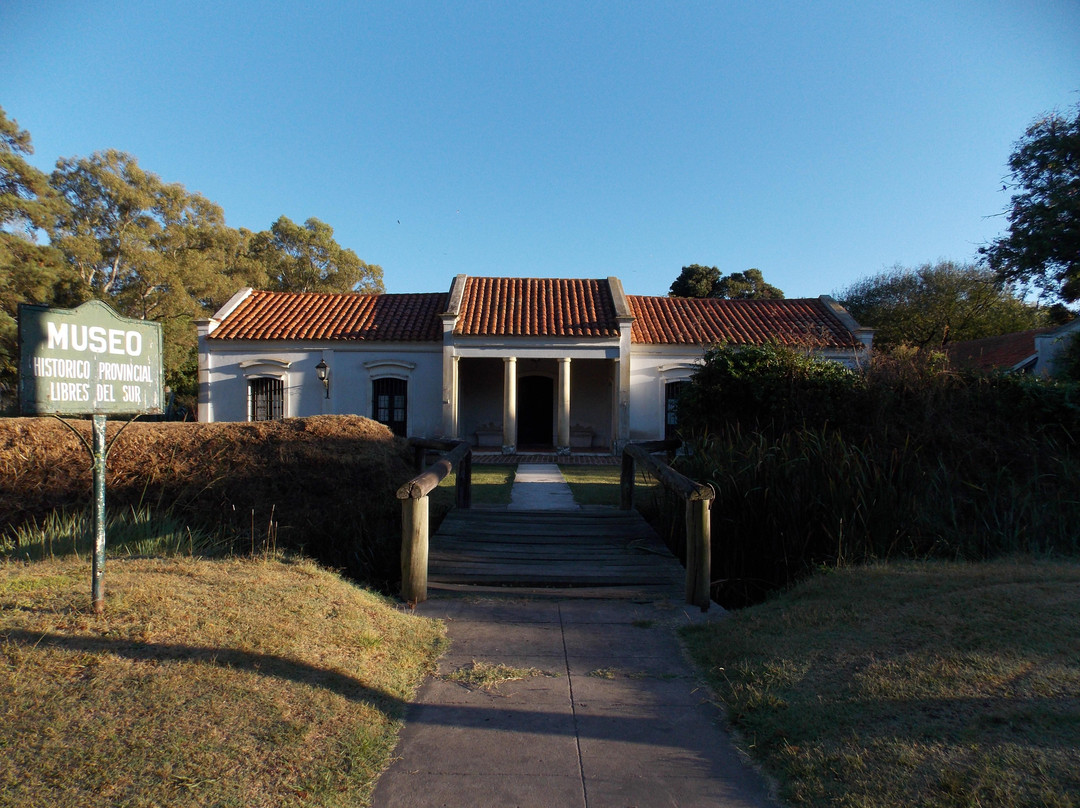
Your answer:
(664, 344), (1080, 607)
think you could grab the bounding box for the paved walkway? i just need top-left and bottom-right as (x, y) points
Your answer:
(371, 464), (778, 807)
(373, 597), (777, 807)
(507, 463), (580, 510)
(473, 452), (621, 466)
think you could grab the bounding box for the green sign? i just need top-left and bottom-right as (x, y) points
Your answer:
(18, 300), (164, 416)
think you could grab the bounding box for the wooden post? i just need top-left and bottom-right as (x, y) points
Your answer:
(620, 452), (635, 510)
(401, 497), (429, 604)
(456, 451), (472, 509)
(685, 498), (711, 611)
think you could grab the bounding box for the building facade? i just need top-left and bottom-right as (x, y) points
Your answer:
(197, 275), (872, 452)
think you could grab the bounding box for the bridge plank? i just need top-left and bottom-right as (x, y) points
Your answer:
(428, 507), (685, 593)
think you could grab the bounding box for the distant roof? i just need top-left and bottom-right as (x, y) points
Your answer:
(628, 295), (860, 347)
(946, 328), (1051, 371)
(208, 290), (448, 341)
(454, 277), (620, 338)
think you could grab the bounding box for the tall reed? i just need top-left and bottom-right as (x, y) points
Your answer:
(668, 344), (1080, 607)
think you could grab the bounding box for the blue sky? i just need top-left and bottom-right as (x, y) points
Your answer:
(2, 1), (1078, 299)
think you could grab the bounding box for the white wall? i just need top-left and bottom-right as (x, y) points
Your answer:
(627, 345), (705, 441)
(1035, 322), (1080, 378)
(569, 358), (614, 448)
(200, 340), (443, 435)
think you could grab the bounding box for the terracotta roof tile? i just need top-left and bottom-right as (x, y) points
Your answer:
(454, 277), (620, 338)
(628, 296), (860, 347)
(209, 290), (447, 342)
(946, 329), (1049, 371)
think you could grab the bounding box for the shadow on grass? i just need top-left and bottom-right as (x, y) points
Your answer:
(4, 629), (408, 715)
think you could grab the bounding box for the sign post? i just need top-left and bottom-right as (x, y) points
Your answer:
(18, 301), (163, 614)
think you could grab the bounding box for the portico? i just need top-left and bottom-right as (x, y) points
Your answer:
(437, 275), (634, 453)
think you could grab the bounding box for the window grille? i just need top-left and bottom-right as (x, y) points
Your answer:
(372, 378), (407, 436)
(250, 377), (284, 421)
(665, 380), (687, 440)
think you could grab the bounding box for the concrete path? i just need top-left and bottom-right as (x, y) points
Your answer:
(372, 595), (778, 808)
(508, 463), (580, 510)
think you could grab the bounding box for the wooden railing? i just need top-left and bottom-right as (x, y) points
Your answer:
(621, 440), (714, 611)
(397, 439), (472, 604)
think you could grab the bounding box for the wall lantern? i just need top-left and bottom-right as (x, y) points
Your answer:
(314, 359), (330, 398)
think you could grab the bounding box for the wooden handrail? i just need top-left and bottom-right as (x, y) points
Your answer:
(621, 440), (713, 612)
(398, 439), (472, 604)
(397, 441), (471, 499)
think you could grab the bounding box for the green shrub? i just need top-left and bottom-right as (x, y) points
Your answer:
(678, 343), (863, 438)
(669, 344), (1080, 607)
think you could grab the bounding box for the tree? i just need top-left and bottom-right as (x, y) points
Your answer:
(48, 150), (265, 393)
(251, 215), (384, 294)
(838, 261), (1047, 349)
(981, 104), (1080, 302)
(715, 268), (784, 299)
(669, 265), (784, 299)
(669, 264), (720, 298)
(0, 107), (73, 391)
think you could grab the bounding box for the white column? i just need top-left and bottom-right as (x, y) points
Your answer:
(196, 320), (214, 422)
(502, 356), (517, 453)
(615, 323), (633, 451)
(442, 351), (459, 438)
(557, 357), (571, 454)
(451, 355), (460, 438)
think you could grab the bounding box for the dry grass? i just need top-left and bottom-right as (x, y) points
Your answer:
(0, 415), (410, 528)
(445, 660), (557, 690)
(0, 554), (446, 808)
(0, 416), (416, 588)
(681, 559), (1080, 807)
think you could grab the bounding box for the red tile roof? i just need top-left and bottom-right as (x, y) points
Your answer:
(454, 277), (620, 338)
(628, 296), (860, 347)
(208, 283), (865, 348)
(209, 290), (447, 341)
(946, 329), (1049, 371)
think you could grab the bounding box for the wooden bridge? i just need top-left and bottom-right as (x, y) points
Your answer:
(426, 507), (684, 598)
(398, 440), (713, 609)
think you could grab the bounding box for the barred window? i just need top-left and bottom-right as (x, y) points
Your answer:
(372, 377), (407, 436)
(250, 377), (284, 421)
(665, 380), (686, 440)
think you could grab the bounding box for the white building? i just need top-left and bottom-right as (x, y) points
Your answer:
(197, 275), (872, 452)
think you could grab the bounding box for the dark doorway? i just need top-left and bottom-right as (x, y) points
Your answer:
(517, 375), (553, 447)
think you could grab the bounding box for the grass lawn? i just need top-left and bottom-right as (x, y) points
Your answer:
(681, 558), (1080, 807)
(0, 555), (446, 807)
(429, 463), (516, 510)
(558, 464), (661, 507)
